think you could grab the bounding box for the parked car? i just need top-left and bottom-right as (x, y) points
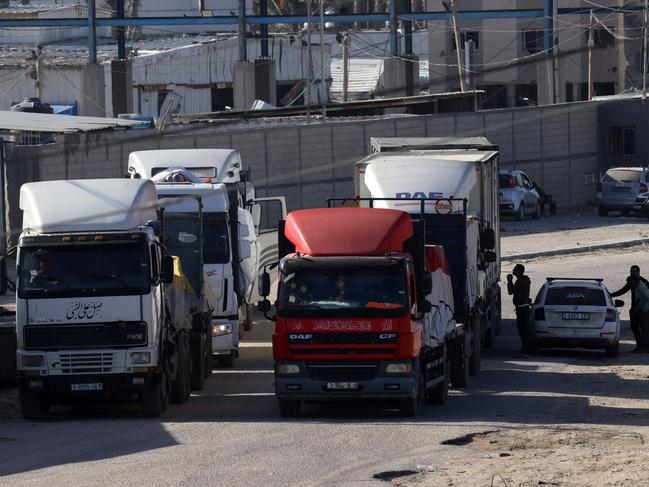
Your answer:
(530, 278), (622, 357)
(597, 167), (649, 216)
(499, 169), (543, 220)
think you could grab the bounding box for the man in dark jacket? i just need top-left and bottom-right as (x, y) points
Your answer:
(611, 265), (649, 352)
(507, 263), (531, 355)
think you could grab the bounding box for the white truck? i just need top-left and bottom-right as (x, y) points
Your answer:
(14, 179), (209, 418)
(127, 149), (286, 365)
(353, 137), (501, 376)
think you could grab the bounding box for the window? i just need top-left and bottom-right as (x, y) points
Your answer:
(545, 287), (606, 307)
(523, 30), (543, 54)
(588, 27), (615, 48)
(515, 174), (525, 188)
(610, 126), (636, 157)
(451, 31), (479, 50)
(478, 84), (507, 109)
(211, 84), (233, 112)
(515, 84), (537, 106)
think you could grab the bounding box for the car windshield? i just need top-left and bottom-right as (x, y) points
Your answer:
(278, 265), (408, 318)
(603, 169), (641, 183)
(545, 286), (606, 307)
(203, 215), (230, 264)
(18, 242), (150, 299)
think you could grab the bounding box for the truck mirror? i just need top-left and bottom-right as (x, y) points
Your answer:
(259, 270), (271, 297)
(161, 255), (174, 284)
(484, 251), (497, 263)
(250, 204), (262, 229)
(0, 256), (7, 296)
(481, 228), (496, 250)
(420, 273), (433, 296)
(239, 240), (252, 260)
(258, 299), (271, 313)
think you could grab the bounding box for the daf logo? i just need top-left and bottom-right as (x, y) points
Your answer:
(379, 333), (397, 340)
(289, 334), (312, 340)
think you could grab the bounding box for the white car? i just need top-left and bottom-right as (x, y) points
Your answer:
(499, 169), (543, 220)
(531, 278), (623, 356)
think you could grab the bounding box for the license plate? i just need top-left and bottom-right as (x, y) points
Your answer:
(71, 383), (103, 391)
(562, 312), (590, 320)
(326, 382), (358, 390)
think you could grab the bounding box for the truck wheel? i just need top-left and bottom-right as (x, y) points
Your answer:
(20, 392), (49, 420)
(450, 348), (469, 388)
(142, 374), (169, 418)
(399, 369), (424, 417)
(190, 340), (206, 391)
(278, 399), (301, 417)
(515, 203), (525, 221)
(495, 292), (503, 336)
(170, 339), (189, 404)
(469, 317), (482, 376)
(243, 303), (254, 332)
(427, 358), (449, 405)
(483, 307), (496, 349)
(216, 352), (234, 368)
(204, 332), (213, 380)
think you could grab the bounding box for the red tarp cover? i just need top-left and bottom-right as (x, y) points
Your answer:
(285, 208), (413, 256)
(425, 245), (450, 274)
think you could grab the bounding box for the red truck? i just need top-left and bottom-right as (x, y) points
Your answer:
(258, 207), (469, 417)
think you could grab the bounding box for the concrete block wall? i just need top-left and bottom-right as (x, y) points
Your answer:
(3, 101), (601, 243)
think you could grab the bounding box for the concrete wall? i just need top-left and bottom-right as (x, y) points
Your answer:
(3, 101), (601, 243)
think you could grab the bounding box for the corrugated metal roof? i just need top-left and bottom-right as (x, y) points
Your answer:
(0, 110), (143, 133)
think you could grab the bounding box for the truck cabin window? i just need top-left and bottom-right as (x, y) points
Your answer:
(278, 265), (408, 317)
(19, 241), (151, 298)
(203, 217), (230, 264)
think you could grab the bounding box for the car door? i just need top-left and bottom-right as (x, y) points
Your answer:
(521, 174), (539, 209)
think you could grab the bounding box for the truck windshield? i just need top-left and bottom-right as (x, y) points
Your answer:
(203, 216), (230, 264)
(278, 266), (408, 318)
(18, 242), (151, 299)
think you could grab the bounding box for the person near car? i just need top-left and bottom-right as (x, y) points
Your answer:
(507, 264), (531, 355)
(627, 274), (649, 352)
(611, 265), (649, 353)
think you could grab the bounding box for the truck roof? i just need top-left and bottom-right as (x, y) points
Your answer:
(128, 149), (241, 183)
(370, 137), (497, 153)
(285, 208), (413, 256)
(156, 182), (229, 213)
(20, 179), (158, 234)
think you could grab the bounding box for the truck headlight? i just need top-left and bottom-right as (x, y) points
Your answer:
(130, 352), (151, 364)
(212, 323), (232, 336)
(385, 362), (412, 374)
(276, 363), (300, 374)
(22, 355), (43, 367)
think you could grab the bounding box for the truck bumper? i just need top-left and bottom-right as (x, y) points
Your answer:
(17, 372), (159, 398)
(274, 360), (417, 401)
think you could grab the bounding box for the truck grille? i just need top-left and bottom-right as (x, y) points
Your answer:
(288, 332), (398, 345)
(58, 352), (114, 374)
(307, 363), (379, 381)
(24, 322), (147, 350)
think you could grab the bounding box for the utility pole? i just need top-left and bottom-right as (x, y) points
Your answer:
(260, 0), (269, 58)
(306, 0), (312, 121)
(552, 0), (559, 103)
(238, 0), (247, 62)
(389, 0), (398, 56)
(319, 0), (326, 119)
(35, 45), (43, 100)
(447, 0), (465, 92)
(588, 10), (594, 100)
(87, 0), (97, 64)
(642, 0), (649, 98)
(116, 0), (125, 60)
(342, 33), (350, 102)
(464, 38), (472, 89)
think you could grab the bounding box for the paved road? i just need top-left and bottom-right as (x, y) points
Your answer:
(1, 248), (648, 486)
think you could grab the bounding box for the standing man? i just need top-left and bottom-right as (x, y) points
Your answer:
(507, 264), (531, 356)
(627, 275), (649, 352)
(611, 265), (649, 353)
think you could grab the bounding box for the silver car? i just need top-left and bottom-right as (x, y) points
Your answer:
(531, 278), (622, 357)
(499, 169), (542, 220)
(597, 167), (649, 216)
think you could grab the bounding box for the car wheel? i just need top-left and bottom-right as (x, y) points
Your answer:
(605, 342), (619, 357)
(533, 201), (541, 220)
(598, 206), (608, 217)
(515, 203), (525, 221)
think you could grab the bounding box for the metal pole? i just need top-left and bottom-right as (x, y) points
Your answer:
(35, 45), (42, 99)
(87, 0), (97, 64)
(320, 0), (326, 119)
(117, 0), (125, 60)
(588, 11), (594, 100)
(342, 34), (350, 102)
(260, 0), (269, 58)
(404, 0), (413, 55)
(464, 38), (471, 89)
(642, 0), (649, 98)
(389, 0), (398, 56)
(238, 0), (247, 62)
(306, 0), (312, 121)
(552, 0), (559, 103)
(449, 0), (465, 92)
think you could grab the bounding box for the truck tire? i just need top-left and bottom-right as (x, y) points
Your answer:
(243, 303), (254, 332)
(216, 352), (234, 368)
(469, 316), (482, 376)
(483, 305), (496, 349)
(170, 338), (190, 404)
(20, 392), (49, 420)
(495, 290), (503, 336)
(142, 373), (169, 418)
(427, 356), (449, 405)
(190, 339), (206, 391)
(450, 342), (469, 388)
(204, 331), (213, 380)
(399, 368), (424, 417)
(278, 399), (301, 417)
